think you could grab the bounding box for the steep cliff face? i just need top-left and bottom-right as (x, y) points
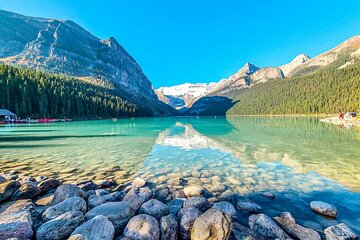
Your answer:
(0, 9), (176, 116)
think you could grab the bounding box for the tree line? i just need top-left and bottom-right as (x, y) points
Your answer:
(0, 64), (143, 118)
(227, 64), (360, 115)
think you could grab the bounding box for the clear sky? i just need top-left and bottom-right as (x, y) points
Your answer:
(0, 1), (360, 88)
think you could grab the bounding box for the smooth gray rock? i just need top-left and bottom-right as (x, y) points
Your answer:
(237, 200), (262, 214)
(232, 222), (261, 240)
(191, 208), (232, 240)
(324, 223), (358, 240)
(43, 196), (87, 222)
(85, 201), (135, 235)
(160, 214), (178, 240)
(274, 212), (321, 240)
(183, 197), (211, 212)
(38, 178), (62, 193)
(212, 201), (237, 219)
(122, 187), (153, 212)
(0, 180), (21, 202)
(102, 191), (125, 202)
(36, 211), (84, 240)
(180, 206), (202, 240)
(71, 215), (115, 240)
(183, 185), (204, 197)
(167, 198), (184, 215)
(87, 195), (105, 209)
(51, 184), (87, 205)
(124, 214), (160, 240)
(249, 213), (289, 240)
(11, 183), (41, 200)
(310, 201), (338, 218)
(139, 199), (169, 220)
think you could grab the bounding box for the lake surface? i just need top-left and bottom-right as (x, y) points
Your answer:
(1, 117), (360, 232)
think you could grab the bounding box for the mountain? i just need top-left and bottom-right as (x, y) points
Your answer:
(0, 9), (176, 116)
(184, 36), (360, 115)
(280, 54), (311, 77)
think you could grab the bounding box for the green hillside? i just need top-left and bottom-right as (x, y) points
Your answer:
(227, 64), (360, 115)
(0, 64), (151, 118)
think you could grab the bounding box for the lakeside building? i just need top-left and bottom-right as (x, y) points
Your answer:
(0, 109), (17, 123)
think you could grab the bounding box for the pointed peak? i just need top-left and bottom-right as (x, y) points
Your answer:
(101, 36), (121, 48)
(241, 62), (259, 74)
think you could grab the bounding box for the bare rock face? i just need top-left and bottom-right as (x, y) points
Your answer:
(274, 212), (321, 240)
(324, 223), (358, 240)
(310, 201), (338, 218)
(280, 54), (311, 77)
(0, 9), (175, 117)
(124, 214), (160, 240)
(249, 67), (284, 85)
(191, 208), (232, 240)
(249, 213), (289, 240)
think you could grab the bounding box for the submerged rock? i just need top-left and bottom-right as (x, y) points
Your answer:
(249, 213), (289, 240)
(38, 178), (62, 193)
(210, 182), (226, 193)
(160, 214), (178, 240)
(51, 184), (87, 205)
(124, 214), (160, 240)
(183, 185), (204, 197)
(132, 177), (147, 188)
(42, 196), (87, 221)
(71, 215), (115, 240)
(310, 201), (338, 218)
(85, 201), (135, 235)
(183, 197), (211, 212)
(0, 180), (21, 202)
(237, 200), (262, 214)
(324, 223), (358, 240)
(11, 183), (42, 200)
(36, 211), (84, 240)
(274, 212), (321, 240)
(262, 191), (276, 200)
(191, 208), (232, 240)
(139, 199), (169, 220)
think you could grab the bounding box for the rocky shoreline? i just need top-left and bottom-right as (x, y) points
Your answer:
(0, 171), (359, 240)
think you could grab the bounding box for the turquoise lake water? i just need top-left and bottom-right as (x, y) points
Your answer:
(1, 116), (360, 232)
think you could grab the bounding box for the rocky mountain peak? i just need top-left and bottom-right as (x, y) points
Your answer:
(280, 53), (311, 77)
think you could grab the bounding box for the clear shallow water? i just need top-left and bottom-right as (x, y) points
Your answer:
(1, 117), (360, 232)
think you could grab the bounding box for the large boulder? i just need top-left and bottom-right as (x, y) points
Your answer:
(122, 187), (153, 212)
(124, 214), (160, 240)
(191, 208), (232, 240)
(249, 213), (289, 240)
(42, 196), (87, 222)
(85, 201), (135, 235)
(38, 178), (62, 193)
(51, 184), (87, 205)
(160, 214), (178, 240)
(310, 201), (338, 218)
(179, 206), (202, 240)
(0, 180), (21, 202)
(324, 223), (358, 240)
(212, 201), (237, 219)
(139, 199), (169, 220)
(0, 203), (33, 240)
(183, 197), (211, 212)
(183, 185), (204, 197)
(71, 215), (115, 240)
(36, 211), (84, 240)
(237, 200), (262, 214)
(11, 183), (42, 200)
(274, 212), (321, 240)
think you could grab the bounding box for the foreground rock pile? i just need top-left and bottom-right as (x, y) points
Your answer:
(0, 171), (358, 240)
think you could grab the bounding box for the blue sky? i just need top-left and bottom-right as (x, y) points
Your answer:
(0, 1), (360, 87)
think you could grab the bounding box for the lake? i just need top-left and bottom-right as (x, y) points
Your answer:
(1, 116), (360, 232)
